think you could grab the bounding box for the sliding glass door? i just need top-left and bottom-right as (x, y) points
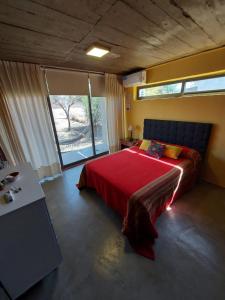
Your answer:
(49, 95), (93, 166)
(91, 97), (108, 155)
(49, 94), (108, 167)
(46, 70), (109, 167)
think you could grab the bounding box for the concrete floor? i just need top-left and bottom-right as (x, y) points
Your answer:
(1, 166), (225, 300)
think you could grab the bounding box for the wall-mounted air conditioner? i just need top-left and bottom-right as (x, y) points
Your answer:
(123, 70), (146, 87)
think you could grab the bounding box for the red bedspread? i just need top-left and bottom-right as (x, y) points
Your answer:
(77, 146), (199, 259)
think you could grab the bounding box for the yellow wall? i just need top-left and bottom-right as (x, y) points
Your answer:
(126, 47), (225, 188)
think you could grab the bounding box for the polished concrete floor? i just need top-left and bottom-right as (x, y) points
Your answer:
(1, 166), (225, 300)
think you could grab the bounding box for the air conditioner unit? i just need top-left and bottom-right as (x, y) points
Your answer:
(123, 70), (146, 87)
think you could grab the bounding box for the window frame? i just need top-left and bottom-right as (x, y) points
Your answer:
(47, 93), (109, 169)
(136, 73), (225, 100)
(183, 73), (225, 95)
(137, 80), (184, 100)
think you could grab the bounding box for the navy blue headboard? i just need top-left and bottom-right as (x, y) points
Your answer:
(143, 119), (212, 156)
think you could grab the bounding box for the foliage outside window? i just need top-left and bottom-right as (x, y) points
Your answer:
(49, 95), (108, 161)
(137, 74), (225, 100)
(138, 82), (182, 98)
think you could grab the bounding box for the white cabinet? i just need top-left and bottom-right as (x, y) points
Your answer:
(0, 163), (62, 299)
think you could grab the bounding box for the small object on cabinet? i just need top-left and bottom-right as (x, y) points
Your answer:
(3, 192), (13, 203)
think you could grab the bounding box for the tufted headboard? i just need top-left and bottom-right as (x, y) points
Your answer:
(143, 119), (212, 157)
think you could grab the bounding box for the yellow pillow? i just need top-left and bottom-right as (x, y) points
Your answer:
(164, 145), (182, 159)
(139, 139), (151, 151)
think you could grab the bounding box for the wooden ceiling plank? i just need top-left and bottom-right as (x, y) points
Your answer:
(154, 0), (216, 47)
(31, 0), (116, 25)
(0, 42), (67, 58)
(0, 55), (65, 66)
(70, 45), (161, 68)
(0, 53), (63, 64)
(65, 53), (150, 74)
(100, 1), (195, 58)
(82, 24), (175, 60)
(122, 0), (196, 50)
(170, 0), (225, 45)
(123, 0), (215, 50)
(0, 47), (66, 60)
(0, 23), (76, 55)
(61, 53), (123, 73)
(0, 0), (92, 42)
(64, 23), (173, 64)
(62, 61), (120, 73)
(66, 37), (158, 69)
(0, 0), (225, 73)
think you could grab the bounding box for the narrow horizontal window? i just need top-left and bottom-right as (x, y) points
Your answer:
(138, 82), (182, 99)
(137, 74), (225, 100)
(184, 76), (225, 94)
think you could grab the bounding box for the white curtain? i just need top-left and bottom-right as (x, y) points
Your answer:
(0, 87), (26, 165)
(105, 74), (125, 152)
(0, 61), (61, 180)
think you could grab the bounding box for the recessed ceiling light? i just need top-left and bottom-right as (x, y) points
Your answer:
(86, 45), (110, 58)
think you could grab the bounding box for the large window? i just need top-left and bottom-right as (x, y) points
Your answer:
(137, 74), (225, 100)
(46, 69), (108, 167)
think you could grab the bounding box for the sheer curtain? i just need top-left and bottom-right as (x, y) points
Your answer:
(0, 61), (61, 180)
(105, 73), (125, 152)
(0, 88), (26, 165)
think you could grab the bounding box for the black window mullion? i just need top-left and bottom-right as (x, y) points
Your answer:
(181, 80), (185, 96)
(87, 75), (96, 156)
(46, 96), (64, 168)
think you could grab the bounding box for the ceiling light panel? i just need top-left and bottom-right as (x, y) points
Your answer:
(86, 46), (109, 57)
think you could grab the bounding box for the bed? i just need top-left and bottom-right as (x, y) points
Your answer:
(77, 119), (212, 259)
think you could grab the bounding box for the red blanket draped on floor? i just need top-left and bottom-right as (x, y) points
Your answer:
(77, 146), (199, 259)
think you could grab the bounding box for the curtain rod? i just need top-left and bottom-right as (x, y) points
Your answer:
(40, 64), (105, 75)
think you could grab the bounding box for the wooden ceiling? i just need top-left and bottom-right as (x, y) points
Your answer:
(1, 0), (225, 74)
